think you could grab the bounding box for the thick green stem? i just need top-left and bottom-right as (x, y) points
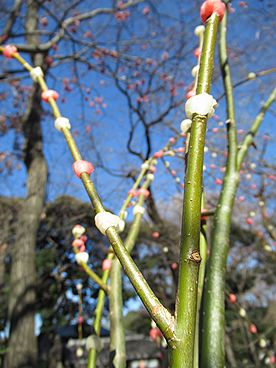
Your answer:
(171, 14), (219, 368)
(193, 197), (207, 368)
(201, 12), (239, 367)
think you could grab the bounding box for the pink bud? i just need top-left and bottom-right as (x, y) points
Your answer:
(149, 166), (156, 173)
(115, 10), (130, 22)
(143, 6), (151, 15)
(149, 327), (162, 341)
(249, 324), (257, 334)
(3, 45), (18, 58)
(45, 56), (53, 67)
(239, 196), (245, 202)
(171, 170), (176, 177)
(161, 51), (169, 61)
(41, 89), (59, 103)
(138, 188), (150, 198)
(201, 209), (208, 221)
(80, 235), (87, 243)
(269, 356), (275, 364)
(79, 245), (86, 252)
(40, 17), (48, 26)
(229, 293), (237, 304)
(200, 0), (226, 23)
(151, 231), (160, 239)
(153, 151), (163, 158)
(72, 160), (94, 178)
(78, 316), (84, 324)
(246, 217), (253, 225)
(215, 178), (223, 185)
(171, 262), (178, 270)
(128, 189), (138, 197)
(193, 47), (202, 58)
(102, 259), (112, 271)
(72, 239), (85, 248)
(186, 89), (196, 100)
(177, 147), (185, 153)
(210, 164), (216, 169)
(212, 127), (219, 133)
(169, 137), (176, 144)
(239, 1), (248, 8)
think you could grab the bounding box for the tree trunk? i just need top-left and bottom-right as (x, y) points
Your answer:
(6, 2), (48, 365)
(6, 81), (47, 366)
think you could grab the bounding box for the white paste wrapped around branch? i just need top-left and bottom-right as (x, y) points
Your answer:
(133, 205), (145, 216)
(95, 212), (125, 235)
(30, 67), (44, 82)
(185, 93), (217, 119)
(55, 117), (71, 131)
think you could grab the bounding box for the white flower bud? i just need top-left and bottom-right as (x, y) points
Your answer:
(264, 245), (272, 252)
(248, 72), (256, 80)
(146, 173), (155, 181)
(194, 25), (205, 36)
(191, 65), (199, 78)
(180, 119), (192, 134)
(239, 308), (246, 318)
(72, 224), (86, 238)
(141, 162), (149, 170)
(75, 252), (89, 265)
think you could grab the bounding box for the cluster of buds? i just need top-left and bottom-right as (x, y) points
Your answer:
(128, 187), (151, 204)
(72, 224), (89, 264)
(227, 293), (265, 339)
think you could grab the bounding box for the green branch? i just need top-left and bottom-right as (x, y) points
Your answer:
(109, 179), (150, 368)
(88, 255), (112, 368)
(81, 262), (109, 294)
(171, 13), (220, 367)
(201, 13), (276, 368)
(201, 12), (239, 367)
(237, 87), (276, 169)
(193, 196), (208, 368)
